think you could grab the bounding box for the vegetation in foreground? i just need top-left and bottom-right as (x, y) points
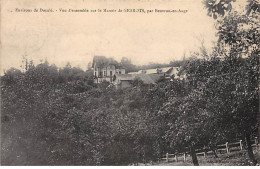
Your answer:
(1, 0), (259, 166)
(137, 149), (260, 166)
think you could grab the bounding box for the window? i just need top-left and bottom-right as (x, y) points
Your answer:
(94, 72), (97, 77)
(100, 71), (102, 77)
(104, 71), (106, 77)
(119, 71), (121, 74)
(110, 71), (112, 76)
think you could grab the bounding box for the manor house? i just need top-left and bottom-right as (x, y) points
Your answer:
(92, 56), (184, 87)
(92, 56), (126, 83)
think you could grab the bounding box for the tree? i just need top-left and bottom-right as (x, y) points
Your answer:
(120, 57), (138, 73)
(204, 0), (235, 19)
(203, 0), (259, 165)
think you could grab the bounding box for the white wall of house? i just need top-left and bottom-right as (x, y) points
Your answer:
(93, 63), (125, 83)
(115, 68), (125, 74)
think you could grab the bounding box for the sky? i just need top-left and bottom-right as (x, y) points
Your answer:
(1, 0), (248, 75)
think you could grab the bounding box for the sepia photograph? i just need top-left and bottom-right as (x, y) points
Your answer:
(1, 0), (259, 166)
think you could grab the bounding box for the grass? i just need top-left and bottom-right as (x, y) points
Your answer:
(137, 146), (260, 166)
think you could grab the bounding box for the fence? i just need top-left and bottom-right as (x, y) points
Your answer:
(161, 137), (259, 163)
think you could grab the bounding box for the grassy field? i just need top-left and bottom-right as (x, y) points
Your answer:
(138, 147), (260, 166)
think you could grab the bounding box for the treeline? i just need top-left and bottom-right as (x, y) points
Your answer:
(1, 0), (259, 166)
(0, 60), (167, 165)
(1, 55), (258, 166)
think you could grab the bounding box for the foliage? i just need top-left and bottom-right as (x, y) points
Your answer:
(1, 0), (259, 166)
(1, 62), (164, 165)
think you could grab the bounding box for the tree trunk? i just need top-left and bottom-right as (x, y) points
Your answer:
(259, 95), (260, 149)
(209, 146), (218, 158)
(245, 134), (258, 165)
(190, 146), (199, 166)
(143, 149), (146, 165)
(212, 149), (218, 158)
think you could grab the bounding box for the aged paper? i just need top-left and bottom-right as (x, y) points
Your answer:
(1, 0), (258, 166)
(1, 0), (219, 74)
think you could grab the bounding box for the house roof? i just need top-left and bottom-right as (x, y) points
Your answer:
(115, 74), (136, 81)
(92, 56), (121, 68)
(161, 67), (173, 73)
(115, 74), (161, 84)
(137, 70), (143, 74)
(128, 71), (139, 74)
(130, 67), (174, 74)
(145, 69), (158, 74)
(167, 67), (181, 77)
(136, 74), (161, 84)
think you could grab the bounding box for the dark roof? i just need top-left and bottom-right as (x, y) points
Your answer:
(115, 74), (161, 84)
(92, 56), (125, 69)
(115, 74), (136, 81)
(92, 56), (118, 68)
(130, 67), (174, 74)
(137, 74), (161, 84)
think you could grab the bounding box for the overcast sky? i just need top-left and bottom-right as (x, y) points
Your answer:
(1, 0), (247, 74)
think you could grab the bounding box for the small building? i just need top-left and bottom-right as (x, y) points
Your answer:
(92, 56), (184, 85)
(128, 67), (181, 78)
(92, 56), (126, 83)
(113, 74), (161, 88)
